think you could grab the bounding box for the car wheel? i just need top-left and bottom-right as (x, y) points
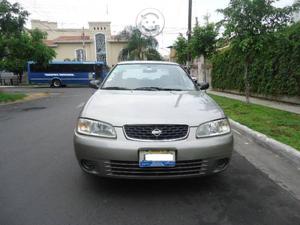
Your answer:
(52, 79), (61, 88)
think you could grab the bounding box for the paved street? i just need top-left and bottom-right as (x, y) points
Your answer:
(0, 88), (300, 225)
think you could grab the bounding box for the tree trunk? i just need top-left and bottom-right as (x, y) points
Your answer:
(244, 63), (250, 104)
(19, 73), (23, 85)
(202, 57), (208, 93)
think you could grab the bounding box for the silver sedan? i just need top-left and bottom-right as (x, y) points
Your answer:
(73, 61), (233, 179)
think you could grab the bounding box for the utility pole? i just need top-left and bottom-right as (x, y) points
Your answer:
(187, 0), (192, 41)
(187, 0), (192, 70)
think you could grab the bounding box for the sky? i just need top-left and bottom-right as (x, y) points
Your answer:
(10, 0), (296, 56)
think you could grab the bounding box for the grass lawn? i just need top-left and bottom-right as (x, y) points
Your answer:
(209, 94), (300, 151)
(0, 92), (26, 103)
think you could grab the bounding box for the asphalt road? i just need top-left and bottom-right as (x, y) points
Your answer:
(0, 87), (300, 225)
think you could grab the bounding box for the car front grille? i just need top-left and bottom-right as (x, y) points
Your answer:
(104, 159), (208, 177)
(123, 124), (189, 141)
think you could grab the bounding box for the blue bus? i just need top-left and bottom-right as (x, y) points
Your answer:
(27, 61), (107, 87)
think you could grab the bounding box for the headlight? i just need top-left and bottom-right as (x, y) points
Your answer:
(196, 118), (230, 138)
(77, 118), (116, 138)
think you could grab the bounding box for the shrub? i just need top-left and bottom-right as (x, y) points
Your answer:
(212, 23), (300, 97)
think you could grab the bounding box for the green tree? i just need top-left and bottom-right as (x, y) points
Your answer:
(0, 0), (28, 59)
(189, 23), (218, 59)
(2, 29), (56, 77)
(189, 23), (218, 81)
(0, 0), (28, 36)
(217, 0), (300, 103)
(0, 0), (55, 82)
(118, 27), (162, 61)
(173, 34), (188, 65)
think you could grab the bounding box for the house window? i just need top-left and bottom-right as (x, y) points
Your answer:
(75, 49), (86, 61)
(95, 33), (106, 63)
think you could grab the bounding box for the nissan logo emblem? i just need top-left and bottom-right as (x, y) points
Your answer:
(151, 128), (162, 137)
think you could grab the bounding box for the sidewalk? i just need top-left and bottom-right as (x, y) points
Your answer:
(207, 90), (300, 114)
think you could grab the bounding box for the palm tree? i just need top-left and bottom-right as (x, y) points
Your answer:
(118, 27), (162, 61)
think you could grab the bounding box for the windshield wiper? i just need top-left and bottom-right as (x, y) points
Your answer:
(159, 88), (184, 91)
(102, 86), (132, 90)
(134, 87), (183, 91)
(134, 87), (162, 91)
(102, 86), (184, 91)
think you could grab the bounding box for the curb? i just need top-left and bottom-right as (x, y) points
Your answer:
(229, 119), (300, 167)
(0, 85), (43, 88)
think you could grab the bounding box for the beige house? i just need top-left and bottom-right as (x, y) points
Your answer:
(31, 20), (128, 67)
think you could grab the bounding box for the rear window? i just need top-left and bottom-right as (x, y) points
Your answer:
(29, 64), (102, 73)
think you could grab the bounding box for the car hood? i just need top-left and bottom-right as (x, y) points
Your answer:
(81, 90), (225, 126)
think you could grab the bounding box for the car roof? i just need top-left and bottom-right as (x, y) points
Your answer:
(117, 61), (179, 66)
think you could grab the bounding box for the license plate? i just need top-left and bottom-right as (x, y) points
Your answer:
(139, 150), (176, 167)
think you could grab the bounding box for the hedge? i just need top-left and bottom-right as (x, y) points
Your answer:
(211, 23), (300, 97)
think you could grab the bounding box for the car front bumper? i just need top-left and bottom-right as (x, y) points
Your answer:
(73, 127), (234, 179)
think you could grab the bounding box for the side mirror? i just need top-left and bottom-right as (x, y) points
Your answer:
(191, 77), (198, 84)
(89, 79), (101, 89)
(198, 82), (209, 90)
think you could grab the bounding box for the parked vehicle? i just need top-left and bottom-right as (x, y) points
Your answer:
(0, 71), (19, 86)
(74, 61), (233, 179)
(27, 61), (107, 87)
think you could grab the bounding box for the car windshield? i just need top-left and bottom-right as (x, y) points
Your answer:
(102, 64), (196, 91)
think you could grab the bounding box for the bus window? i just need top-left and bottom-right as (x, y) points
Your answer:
(30, 63), (98, 73)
